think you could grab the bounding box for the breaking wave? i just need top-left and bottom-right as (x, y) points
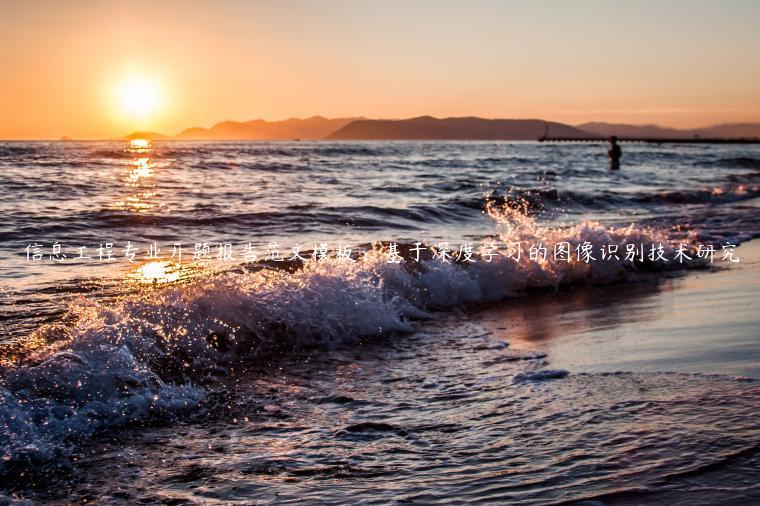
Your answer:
(632, 185), (760, 205)
(0, 207), (718, 478)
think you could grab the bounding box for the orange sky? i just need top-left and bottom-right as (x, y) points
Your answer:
(1, 0), (759, 139)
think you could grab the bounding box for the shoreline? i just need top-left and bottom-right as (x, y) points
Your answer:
(478, 239), (760, 378)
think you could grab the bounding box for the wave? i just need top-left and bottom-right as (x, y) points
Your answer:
(485, 183), (760, 214)
(701, 156), (760, 170)
(0, 145), (39, 158)
(89, 148), (136, 159)
(184, 144), (386, 158)
(407, 156), (539, 168)
(305, 145), (384, 157)
(632, 185), (760, 205)
(0, 206), (720, 478)
(4, 184), (758, 246)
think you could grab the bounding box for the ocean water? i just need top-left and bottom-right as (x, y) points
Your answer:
(0, 140), (759, 503)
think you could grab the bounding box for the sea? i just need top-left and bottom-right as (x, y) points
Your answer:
(0, 140), (758, 503)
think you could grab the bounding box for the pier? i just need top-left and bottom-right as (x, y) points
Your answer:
(538, 136), (760, 144)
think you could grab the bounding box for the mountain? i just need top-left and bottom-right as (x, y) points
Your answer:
(694, 123), (760, 139)
(124, 117), (760, 142)
(327, 116), (592, 140)
(174, 116), (359, 140)
(576, 122), (688, 139)
(577, 121), (760, 139)
(125, 131), (171, 141)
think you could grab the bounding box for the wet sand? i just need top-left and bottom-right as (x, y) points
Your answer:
(480, 240), (760, 378)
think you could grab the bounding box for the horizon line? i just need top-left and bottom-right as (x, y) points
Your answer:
(3, 115), (760, 142)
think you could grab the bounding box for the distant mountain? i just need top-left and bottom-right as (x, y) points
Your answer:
(577, 122), (688, 139)
(124, 117), (760, 142)
(174, 116), (359, 140)
(577, 121), (760, 139)
(694, 123), (760, 139)
(125, 131), (171, 141)
(327, 116), (592, 140)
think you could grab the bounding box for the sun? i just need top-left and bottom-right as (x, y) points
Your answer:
(117, 76), (160, 119)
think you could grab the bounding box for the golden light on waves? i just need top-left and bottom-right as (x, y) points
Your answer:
(130, 260), (180, 284)
(129, 139), (151, 150)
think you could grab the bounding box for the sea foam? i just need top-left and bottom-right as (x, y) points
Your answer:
(0, 210), (706, 477)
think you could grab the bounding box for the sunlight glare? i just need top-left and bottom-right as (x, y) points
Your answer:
(117, 77), (160, 119)
(129, 139), (151, 149)
(132, 260), (180, 284)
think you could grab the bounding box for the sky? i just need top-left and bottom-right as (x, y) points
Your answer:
(1, 0), (759, 139)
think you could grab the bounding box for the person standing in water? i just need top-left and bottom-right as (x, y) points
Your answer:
(608, 136), (622, 170)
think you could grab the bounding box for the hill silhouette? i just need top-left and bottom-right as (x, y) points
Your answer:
(578, 121), (760, 139)
(125, 131), (171, 141)
(326, 116), (591, 140)
(124, 117), (760, 141)
(695, 123), (760, 138)
(174, 116), (358, 140)
(577, 122), (687, 139)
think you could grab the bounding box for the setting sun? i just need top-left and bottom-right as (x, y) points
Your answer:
(1, 2), (760, 504)
(116, 76), (160, 119)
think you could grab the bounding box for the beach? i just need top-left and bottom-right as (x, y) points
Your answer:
(0, 140), (759, 503)
(3, 1), (760, 503)
(480, 238), (760, 379)
(7, 240), (759, 504)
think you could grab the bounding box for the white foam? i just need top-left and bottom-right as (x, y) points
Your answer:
(0, 212), (703, 476)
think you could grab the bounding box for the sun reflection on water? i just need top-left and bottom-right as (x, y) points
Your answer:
(125, 259), (216, 286)
(128, 260), (181, 284)
(126, 157), (154, 183)
(129, 138), (151, 150)
(114, 139), (161, 212)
